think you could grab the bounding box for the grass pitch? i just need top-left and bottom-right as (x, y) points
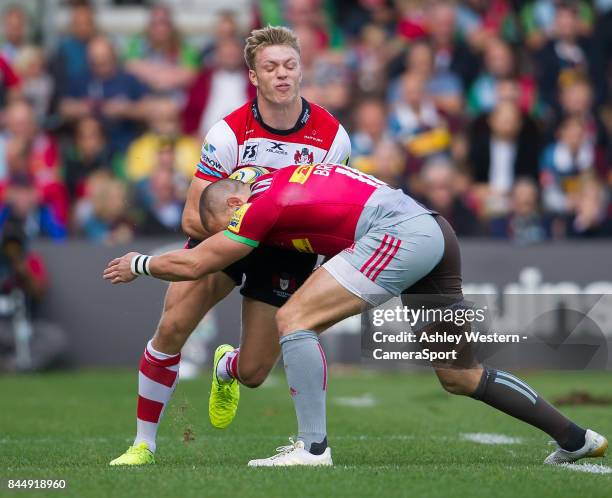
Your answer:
(1, 369), (611, 498)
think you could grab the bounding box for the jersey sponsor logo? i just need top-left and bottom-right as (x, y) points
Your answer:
(304, 134), (323, 143)
(242, 143), (259, 162)
(200, 141), (225, 175)
(294, 147), (314, 164)
(227, 203), (251, 233)
(289, 165), (315, 184)
(266, 141), (288, 155)
(197, 161), (225, 178)
(291, 237), (315, 253)
(202, 141), (216, 154)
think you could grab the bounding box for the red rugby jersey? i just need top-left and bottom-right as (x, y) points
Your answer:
(223, 164), (389, 257)
(195, 98), (351, 182)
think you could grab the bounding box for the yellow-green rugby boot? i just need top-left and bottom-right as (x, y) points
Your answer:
(109, 442), (155, 466)
(209, 344), (240, 429)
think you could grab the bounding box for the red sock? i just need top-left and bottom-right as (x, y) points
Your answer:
(228, 349), (240, 380)
(134, 340), (180, 452)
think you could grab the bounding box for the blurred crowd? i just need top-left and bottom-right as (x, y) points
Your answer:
(0, 0), (610, 246)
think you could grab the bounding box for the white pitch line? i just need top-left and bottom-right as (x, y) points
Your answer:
(560, 463), (612, 475)
(461, 433), (523, 445)
(332, 394), (377, 408)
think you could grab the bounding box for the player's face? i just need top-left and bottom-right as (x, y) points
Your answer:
(250, 45), (302, 105)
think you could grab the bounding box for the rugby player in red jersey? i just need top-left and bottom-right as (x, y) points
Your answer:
(108, 26), (351, 466)
(106, 164), (607, 467)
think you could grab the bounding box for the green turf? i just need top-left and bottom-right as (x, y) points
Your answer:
(1, 369), (611, 498)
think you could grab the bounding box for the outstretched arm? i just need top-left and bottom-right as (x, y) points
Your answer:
(103, 232), (253, 284)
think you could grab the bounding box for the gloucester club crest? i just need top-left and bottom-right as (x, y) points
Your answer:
(294, 147), (314, 164)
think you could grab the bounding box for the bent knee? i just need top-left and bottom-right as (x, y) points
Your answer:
(436, 369), (481, 396)
(276, 305), (299, 336)
(238, 367), (270, 388)
(156, 315), (192, 341)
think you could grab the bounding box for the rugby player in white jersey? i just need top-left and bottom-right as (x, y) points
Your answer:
(109, 26), (350, 466)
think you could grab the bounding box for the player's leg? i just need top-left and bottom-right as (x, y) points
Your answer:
(236, 298), (281, 387)
(210, 247), (318, 428)
(431, 360), (608, 463)
(408, 215), (607, 464)
(214, 300), (280, 388)
(209, 298), (281, 428)
(247, 266), (366, 467)
(110, 272), (234, 465)
(249, 217), (446, 467)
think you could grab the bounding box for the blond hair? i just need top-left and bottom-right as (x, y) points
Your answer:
(244, 25), (300, 70)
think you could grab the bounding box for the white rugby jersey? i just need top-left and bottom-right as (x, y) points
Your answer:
(195, 98), (351, 182)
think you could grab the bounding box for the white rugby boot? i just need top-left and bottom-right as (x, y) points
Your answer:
(544, 429), (608, 465)
(248, 439), (333, 467)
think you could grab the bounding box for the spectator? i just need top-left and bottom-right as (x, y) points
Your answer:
(388, 72), (452, 174)
(51, 2), (97, 90)
(489, 177), (552, 244)
(182, 37), (255, 136)
(283, 0), (335, 49)
(123, 4), (198, 101)
(521, 0), (594, 51)
(594, 3), (612, 93)
(296, 25), (351, 121)
(389, 40), (463, 116)
(76, 174), (133, 245)
(0, 54), (20, 110)
(60, 35), (148, 154)
(349, 23), (396, 95)
(565, 176), (612, 238)
(467, 38), (540, 117)
(418, 158), (482, 236)
(455, 0), (519, 49)
(338, 0), (397, 41)
(395, 0), (428, 42)
(1, 4), (29, 63)
(350, 99), (390, 159)
(539, 117), (595, 214)
(128, 97), (200, 182)
(0, 99), (68, 226)
(534, 3), (605, 113)
(365, 139), (405, 188)
(553, 78), (608, 170)
(12, 46), (53, 126)
(0, 217), (67, 372)
(426, 1), (480, 90)
(63, 116), (113, 201)
(0, 172), (66, 241)
(136, 164), (183, 236)
(468, 100), (541, 215)
(200, 10), (241, 69)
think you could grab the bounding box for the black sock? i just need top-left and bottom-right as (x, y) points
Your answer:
(471, 368), (586, 451)
(309, 437), (328, 455)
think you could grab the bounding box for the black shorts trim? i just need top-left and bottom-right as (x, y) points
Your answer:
(184, 238), (317, 307)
